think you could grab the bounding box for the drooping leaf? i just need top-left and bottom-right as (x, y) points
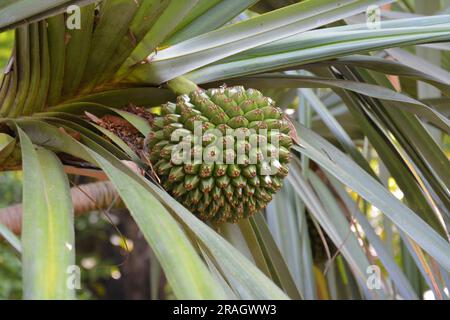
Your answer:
(18, 127), (75, 299)
(134, 0), (395, 83)
(292, 125), (450, 272)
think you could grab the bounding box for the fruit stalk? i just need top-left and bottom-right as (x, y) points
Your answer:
(167, 76), (200, 95)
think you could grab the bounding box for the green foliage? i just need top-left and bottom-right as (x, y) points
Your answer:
(0, 171), (21, 207)
(0, 30), (13, 73)
(0, 172), (22, 299)
(0, 0), (449, 300)
(0, 241), (21, 299)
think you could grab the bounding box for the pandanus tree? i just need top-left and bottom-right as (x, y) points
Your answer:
(0, 0), (449, 300)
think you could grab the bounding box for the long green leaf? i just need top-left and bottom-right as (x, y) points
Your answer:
(227, 74), (450, 134)
(355, 69), (450, 223)
(300, 87), (375, 176)
(96, 0), (172, 85)
(249, 215), (303, 299)
(288, 162), (382, 299)
(59, 87), (175, 108)
(292, 125), (450, 272)
(186, 16), (450, 83)
(79, 0), (140, 92)
(115, 0), (200, 80)
(0, 222), (22, 253)
(18, 127), (75, 299)
(62, 4), (95, 97)
(18, 119), (229, 299)
(314, 65), (447, 235)
(134, 0), (394, 83)
(16, 121), (287, 299)
(0, 0), (97, 32)
(15, 119), (268, 300)
(46, 14), (65, 106)
(319, 54), (450, 96)
(87, 150), (228, 299)
(0, 132), (16, 164)
(327, 174), (418, 300)
(165, 0), (259, 45)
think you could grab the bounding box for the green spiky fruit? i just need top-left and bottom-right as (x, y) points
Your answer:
(146, 86), (292, 223)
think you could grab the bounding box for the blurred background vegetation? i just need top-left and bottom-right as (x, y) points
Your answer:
(0, 31), (13, 73)
(0, 30), (20, 300)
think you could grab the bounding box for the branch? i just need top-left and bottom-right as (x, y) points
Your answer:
(0, 181), (120, 234)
